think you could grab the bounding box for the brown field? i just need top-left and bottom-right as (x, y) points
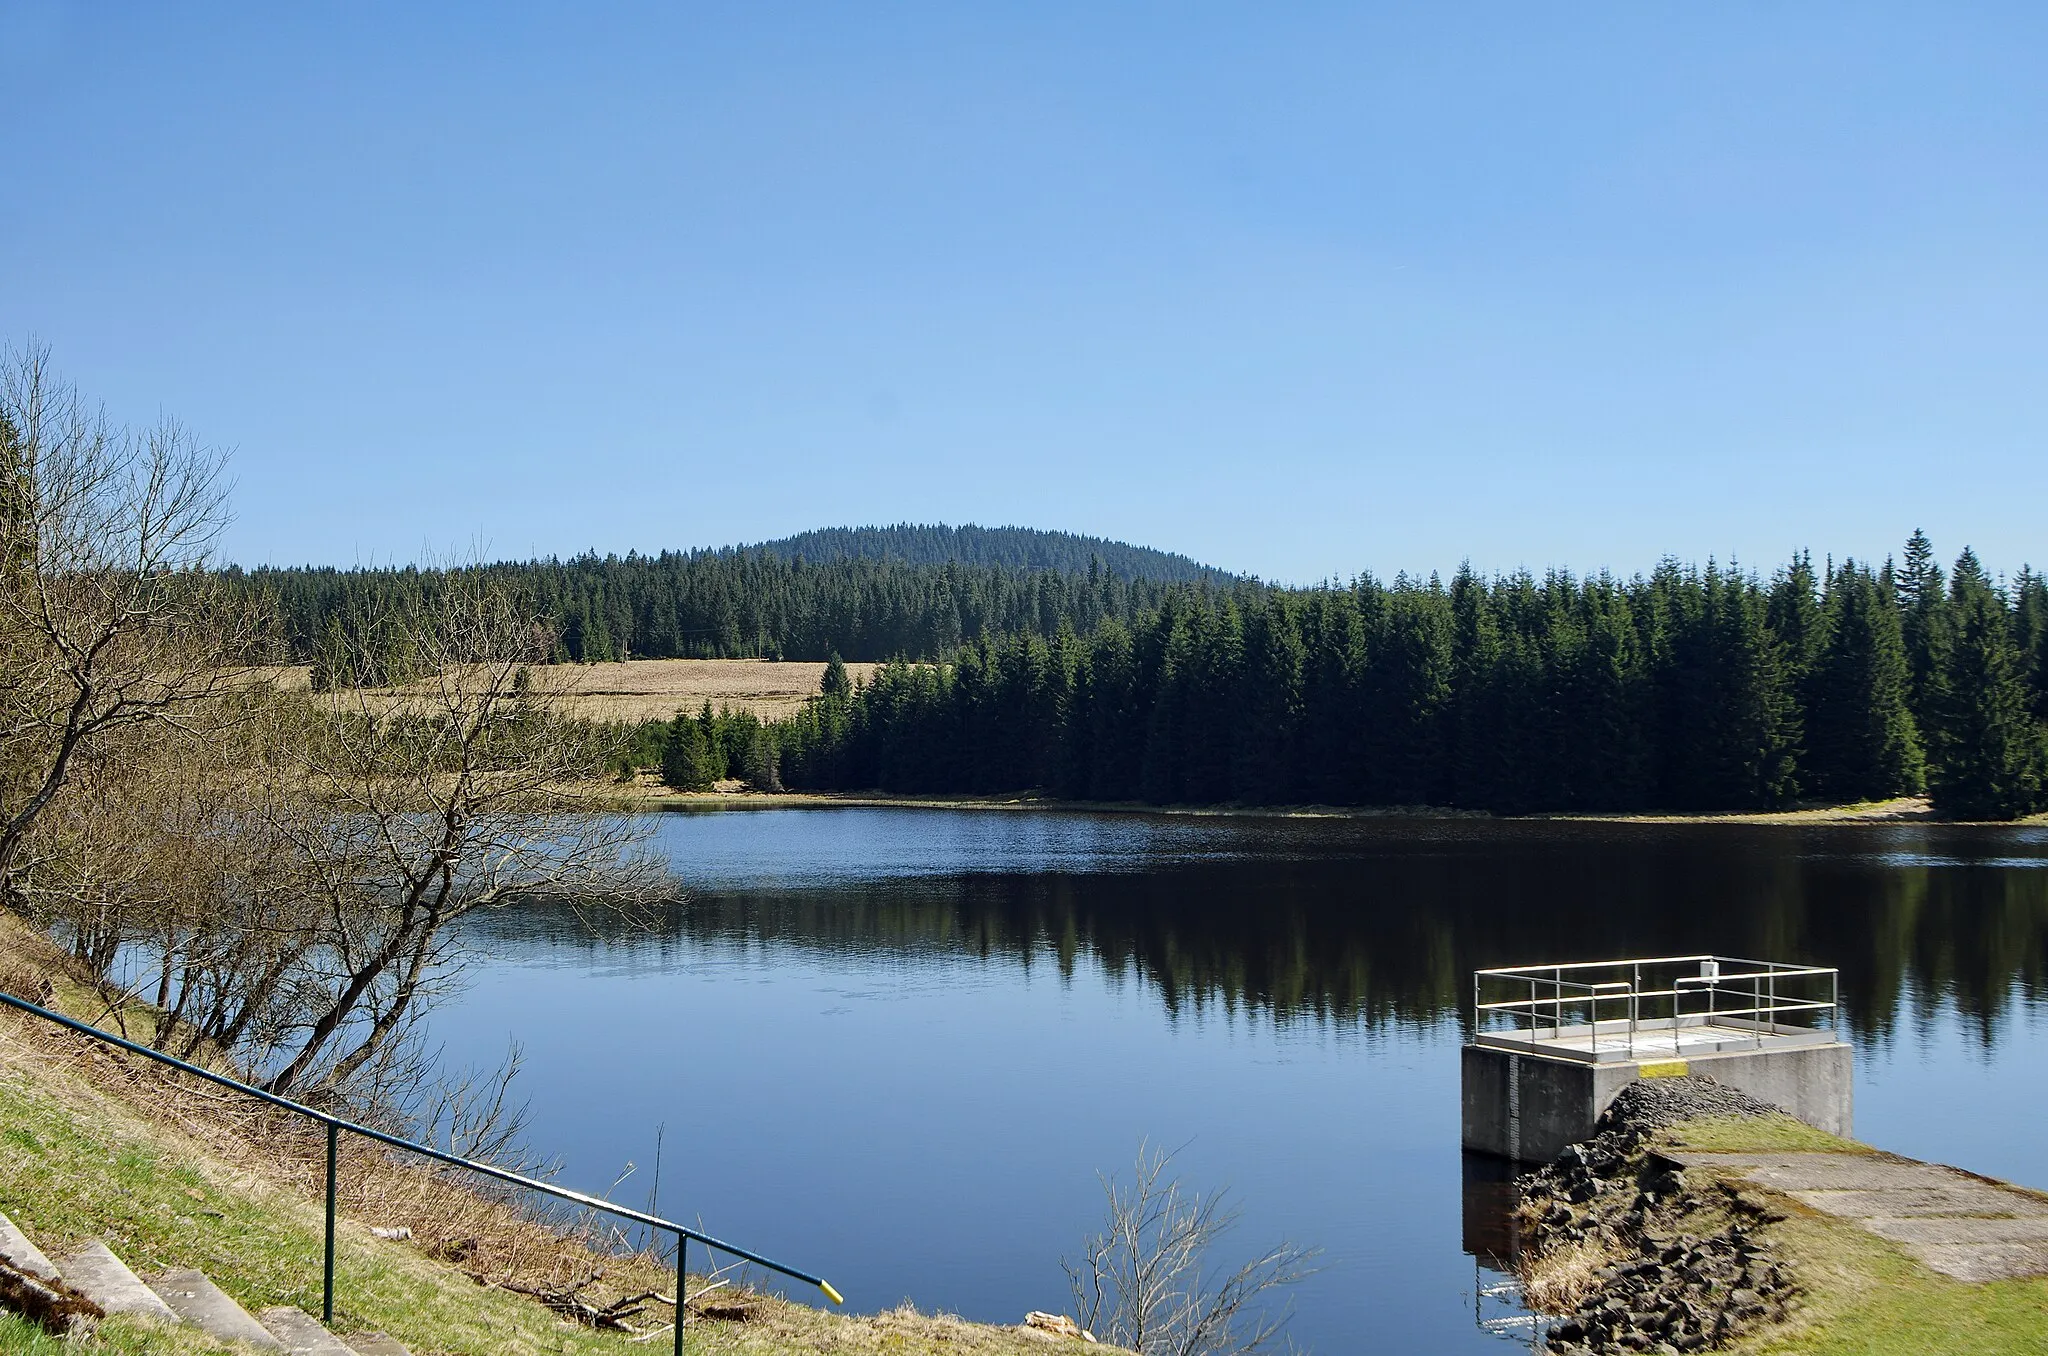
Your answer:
(265, 658), (882, 724)
(547, 658), (882, 723)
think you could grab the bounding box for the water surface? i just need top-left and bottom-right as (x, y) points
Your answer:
(434, 809), (2048, 1353)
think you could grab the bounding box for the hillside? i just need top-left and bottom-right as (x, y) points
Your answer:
(0, 911), (1106, 1355)
(239, 527), (1247, 664)
(745, 524), (1228, 583)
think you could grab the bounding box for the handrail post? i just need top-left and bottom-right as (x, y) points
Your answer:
(1630, 962), (1640, 1058)
(323, 1121), (338, 1325)
(684, 1229), (700, 1356)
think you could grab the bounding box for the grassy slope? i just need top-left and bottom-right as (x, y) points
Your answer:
(0, 917), (1087, 1356)
(1657, 1115), (2048, 1355)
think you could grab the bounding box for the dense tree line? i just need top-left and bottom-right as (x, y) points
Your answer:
(751, 523), (1222, 581)
(765, 535), (2047, 820)
(241, 548), (1195, 666)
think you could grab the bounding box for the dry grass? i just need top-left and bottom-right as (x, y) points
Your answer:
(1544, 796), (1941, 825)
(543, 659), (882, 723)
(270, 658), (883, 723)
(1517, 1235), (1616, 1315)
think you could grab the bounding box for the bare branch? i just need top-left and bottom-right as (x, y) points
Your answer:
(1062, 1142), (1320, 1356)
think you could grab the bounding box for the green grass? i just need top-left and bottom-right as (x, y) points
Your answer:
(0, 1058), (643, 1356)
(0, 1311), (242, 1355)
(1649, 1115), (2048, 1356)
(1738, 1212), (2048, 1356)
(0, 1011), (1093, 1355)
(1660, 1112), (1881, 1156)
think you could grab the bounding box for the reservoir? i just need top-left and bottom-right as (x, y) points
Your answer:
(432, 809), (2048, 1353)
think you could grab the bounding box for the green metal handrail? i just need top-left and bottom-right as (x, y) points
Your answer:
(0, 990), (842, 1353)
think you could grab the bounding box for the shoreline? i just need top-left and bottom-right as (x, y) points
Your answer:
(573, 788), (2047, 828)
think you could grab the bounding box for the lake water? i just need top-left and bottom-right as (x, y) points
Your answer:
(432, 808), (2048, 1353)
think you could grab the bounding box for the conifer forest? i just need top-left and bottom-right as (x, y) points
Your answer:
(243, 528), (2048, 820)
(767, 533), (2045, 820)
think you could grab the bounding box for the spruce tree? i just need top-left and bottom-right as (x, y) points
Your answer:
(2013, 567), (2048, 723)
(1927, 550), (2046, 819)
(1897, 529), (1950, 730)
(1446, 565), (1502, 807)
(660, 713), (718, 791)
(821, 650), (852, 701)
(1804, 562), (1924, 802)
(1659, 565), (1800, 809)
(1562, 577), (1653, 810)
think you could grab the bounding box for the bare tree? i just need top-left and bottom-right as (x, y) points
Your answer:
(255, 572), (672, 1098)
(1064, 1143), (1320, 1356)
(0, 347), (665, 1132)
(0, 342), (254, 907)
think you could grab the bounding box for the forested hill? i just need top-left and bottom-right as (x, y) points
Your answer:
(235, 541), (1220, 664)
(747, 524), (1226, 582)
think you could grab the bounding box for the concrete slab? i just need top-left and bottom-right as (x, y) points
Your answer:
(0, 1209), (62, 1284)
(1864, 1216), (2048, 1245)
(1900, 1242), (2048, 1285)
(54, 1242), (178, 1322)
(260, 1306), (359, 1355)
(151, 1269), (286, 1350)
(1676, 1151), (2048, 1282)
(1710, 1158), (1952, 1193)
(343, 1334), (414, 1356)
(1483, 1020), (1837, 1063)
(1793, 1185), (2048, 1220)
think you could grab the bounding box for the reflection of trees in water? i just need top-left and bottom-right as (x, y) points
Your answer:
(468, 829), (2048, 1049)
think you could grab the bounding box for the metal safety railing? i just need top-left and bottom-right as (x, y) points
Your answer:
(1471, 955), (1839, 1063)
(0, 990), (841, 1353)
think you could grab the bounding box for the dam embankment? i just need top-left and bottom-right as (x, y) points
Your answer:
(1514, 1076), (2048, 1355)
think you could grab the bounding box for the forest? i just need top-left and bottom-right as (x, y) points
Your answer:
(746, 534), (2046, 820)
(240, 524), (2048, 821)
(235, 524), (1220, 664)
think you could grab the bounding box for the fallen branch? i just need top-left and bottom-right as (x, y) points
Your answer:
(494, 1274), (657, 1332)
(0, 1256), (104, 1335)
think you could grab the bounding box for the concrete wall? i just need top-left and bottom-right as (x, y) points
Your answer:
(1461, 1046), (1636, 1162)
(1683, 1042), (1853, 1139)
(1460, 1041), (1853, 1163)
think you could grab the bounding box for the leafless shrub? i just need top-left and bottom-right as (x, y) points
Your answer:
(1064, 1143), (1320, 1356)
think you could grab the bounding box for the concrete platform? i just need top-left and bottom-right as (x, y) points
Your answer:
(1461, 1038), (1853, 1162)
(1475, 1018), (1836, 1064)
(1667, 1149), (2048, 1283)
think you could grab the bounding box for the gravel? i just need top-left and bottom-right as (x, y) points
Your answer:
(1596, 1076), (1779, 1138)
(1517, 1077), (1799, 1354)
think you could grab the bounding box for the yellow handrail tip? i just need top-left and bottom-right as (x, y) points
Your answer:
(821, 1281), (845, 1306)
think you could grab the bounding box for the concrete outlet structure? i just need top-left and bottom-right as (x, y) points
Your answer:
(1461, 955), (1854, 1163)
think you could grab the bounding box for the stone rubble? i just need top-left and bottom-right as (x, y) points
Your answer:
(1517, 1077), (1802, 1354)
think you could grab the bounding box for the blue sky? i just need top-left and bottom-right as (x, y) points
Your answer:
(3, 3), (2043, 583)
